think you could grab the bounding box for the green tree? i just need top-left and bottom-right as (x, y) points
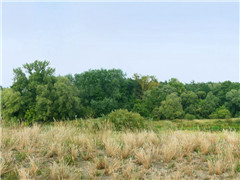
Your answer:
(185, 81), (211, 94)
(200, 92), (220, 118)
(209, 106), (231, 119)
(121, 78), (139, 110)
(226, 89), (240, 117)
(181, 91), (198, 109)
(53, 76), (82, 120)
(3, 60), (240, 122)
(212, 81), (236, 106)
(181, 91), (198, 116)
(10, 60), (56, 121)
(91, 98), (118, 117)
(132, 99), (149, 117)
(196, 91), (206, 99)
(157, 93), (184, 120)
(35, 76), (83, 121)
(65, 74), (75, 83)
(133, 74), (159, 98)
(1, 88), (23, 121)
(35, 84), (54, 121)
(132, 85), (177, 117)
(74, 69), (132, 117)
(168, 78), (186, 95)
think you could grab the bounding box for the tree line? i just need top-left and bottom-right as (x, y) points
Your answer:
(1, 60), (240, 124)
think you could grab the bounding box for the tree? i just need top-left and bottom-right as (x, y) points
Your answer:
(226, 89), (240, 117)
(133, 74), (159, 97)
(35, 84), (54, 122)
(121, 78), (139, 110)
(3, 60), (240, 122)
(200, 92), (220, 118)
(12, 60), (55, 95)
(1, 88), (23, 121)
(209, 106), (231, 119)
(35, 76), (83, 121)
(65, 74), (75, 83)
(157, 93), (184, 120)
(196, 91), (206, 99)
(132, 85), (177, 117)
(53, 76), (82, 120)
(212, 81), (234, 105)
(168, 78), (186, 95)
(132, 99), (150, 117)
(181, 91), (198, 110)
(90, 98), (118, 117)
(10, 60), (56, 121)
(185, 82), (211, 94)
(74, 69), (130, 117)
(181, 91), (198, 117)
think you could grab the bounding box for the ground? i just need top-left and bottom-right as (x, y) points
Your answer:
(1, 119), (240, 179)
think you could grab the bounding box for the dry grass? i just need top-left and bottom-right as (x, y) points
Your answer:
(1, 122), (240, 179)
(134, 147), (153, 169)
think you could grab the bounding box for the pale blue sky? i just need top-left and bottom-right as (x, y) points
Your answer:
(2, 2), (239, 87)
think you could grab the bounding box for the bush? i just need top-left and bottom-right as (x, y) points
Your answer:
(185, 113), (196, 120)
(105, 109), (146, 131)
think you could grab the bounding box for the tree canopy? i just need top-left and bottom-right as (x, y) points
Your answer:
(1, 60), (240, 124)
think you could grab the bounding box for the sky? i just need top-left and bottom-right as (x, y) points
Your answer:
(2, 2), (239, 87)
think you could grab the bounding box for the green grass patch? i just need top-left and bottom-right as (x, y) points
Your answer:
(151, 118), (240, 132)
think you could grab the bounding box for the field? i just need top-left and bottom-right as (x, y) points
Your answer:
(1, 119), (240, 179)
(152, 118), (240, 131)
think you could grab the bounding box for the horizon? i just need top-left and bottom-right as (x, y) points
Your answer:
(2, 2), (239, 87)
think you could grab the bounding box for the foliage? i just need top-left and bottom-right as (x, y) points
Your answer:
(90, 98), (118, 117)
(1, 88), (23, 121)
(35, 76), (83, 121)
(185, 81), (211, 94)
(181, 91), (198, 117)
(200, 92), (220, 118)
(132, 99), (149, 117)
(133, 73), (159, 93)
(185, 113), (196, 120)
(226, 89), (240, 117)
(74, 69), (136, 117)
(132, 85), (177, 117)
(181, 91), (198, 110)
(2, 60), (240, 122)
(209, 106), (231, 119)
(105, 109), (146, 131)
(2, 61), (82, 123)
(196, 91), (206, 99)
(168, 78), (186, 95)
(157, 93), (184, 120)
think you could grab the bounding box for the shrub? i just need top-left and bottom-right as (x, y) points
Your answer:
(105, 109), (146, 131)
(185, 113), (196, 120)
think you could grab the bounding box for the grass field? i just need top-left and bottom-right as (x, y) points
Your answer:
(1, 119), (240, 179)
(152, 118), (240, 132)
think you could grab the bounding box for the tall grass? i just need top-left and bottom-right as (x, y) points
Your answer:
(1, 120), (240, 179)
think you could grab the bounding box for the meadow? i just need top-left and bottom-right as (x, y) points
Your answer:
(1, 119), (240, 180)
(153, 118), (240, 131)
